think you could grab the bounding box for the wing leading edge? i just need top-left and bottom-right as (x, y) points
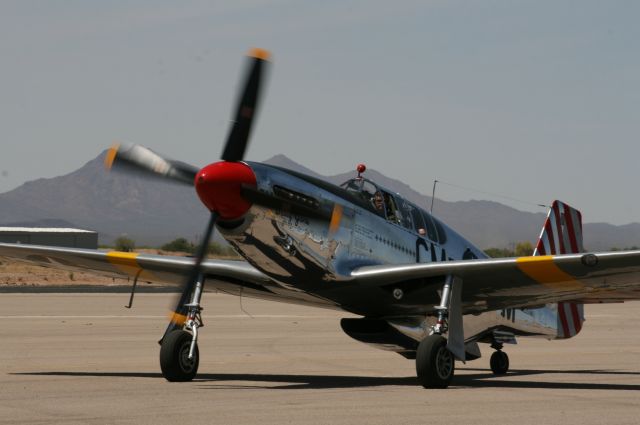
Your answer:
(0, 242), (336, 309)
(4, 243), (640, 314)
(0, 242), (267, 285)
(350, 250), (640, 313)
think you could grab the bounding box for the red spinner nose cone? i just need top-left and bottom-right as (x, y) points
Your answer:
(195, 161), (256, 220)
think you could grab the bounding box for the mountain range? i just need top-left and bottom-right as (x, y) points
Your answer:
(1, 151), (639, 251)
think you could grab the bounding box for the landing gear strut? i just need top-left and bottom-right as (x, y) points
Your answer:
(416, 275), (462, 389)
(160, 276), (205, 382)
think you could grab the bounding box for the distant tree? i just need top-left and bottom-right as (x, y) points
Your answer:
(514, 241), (534, 257)
(484, 241), (534, 258)
(484, 247), (513, 258)
(115, 236), (135, 252)
(159, 238), (239, 257)
(161, 237), (195, 254)
(610, 246), (639, 252)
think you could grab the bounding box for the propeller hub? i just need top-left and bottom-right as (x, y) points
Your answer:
(195, 161), (256, 220)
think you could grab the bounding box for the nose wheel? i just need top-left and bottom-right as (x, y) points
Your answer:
(160, 330), (200, 382)
(160, 273), (206, 382)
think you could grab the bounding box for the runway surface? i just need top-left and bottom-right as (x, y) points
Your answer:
(1, 293), (639, 425)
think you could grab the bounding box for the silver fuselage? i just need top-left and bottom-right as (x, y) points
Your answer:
(218, 162), (560, 346)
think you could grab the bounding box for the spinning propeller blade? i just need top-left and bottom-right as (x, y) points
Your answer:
(105, 48), (270, 184)
(162, 211), (218, 341)
(105, 143), (198, 186)
(221, 48), (270, 162)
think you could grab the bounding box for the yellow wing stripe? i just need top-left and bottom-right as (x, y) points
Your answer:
(106, 251), (155, 280)
(516, 256), (584, 291)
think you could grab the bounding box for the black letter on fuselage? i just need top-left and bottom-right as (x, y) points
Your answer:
(415, 237), (429, 262)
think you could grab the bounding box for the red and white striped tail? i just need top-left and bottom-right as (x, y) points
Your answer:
(533, 200), (584, 256)
(533, 200), (585, 339)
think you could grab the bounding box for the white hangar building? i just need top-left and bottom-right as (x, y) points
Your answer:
(0, 227), (98, 249)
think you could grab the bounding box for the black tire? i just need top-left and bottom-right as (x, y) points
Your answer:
(416, 334), (455, 389)
(490, 350), (509, 375)
(160, 330), (199, 382)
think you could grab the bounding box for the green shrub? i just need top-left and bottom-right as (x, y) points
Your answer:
(114, 236), (135, 252)
(161, 237), (195, 254)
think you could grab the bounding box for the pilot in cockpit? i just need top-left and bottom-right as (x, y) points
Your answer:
(372, 191), (385, 213)
(372, 191), (399, 223)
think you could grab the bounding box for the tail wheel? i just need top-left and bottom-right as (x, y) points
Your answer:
(490, 350), (509, 375)
(160, 330), (199, 382)
(416, 334), (455, 388)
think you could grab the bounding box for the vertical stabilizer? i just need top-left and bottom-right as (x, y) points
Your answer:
(533, 200), (585, 338)
(534, 200), (584, 255)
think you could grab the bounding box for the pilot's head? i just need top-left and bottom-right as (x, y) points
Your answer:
(373, 192), (384, 211)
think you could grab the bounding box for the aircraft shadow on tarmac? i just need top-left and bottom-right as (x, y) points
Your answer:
(11, 369), (640, 391)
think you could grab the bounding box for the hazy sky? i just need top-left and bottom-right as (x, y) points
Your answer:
(1, 1), (638, 224)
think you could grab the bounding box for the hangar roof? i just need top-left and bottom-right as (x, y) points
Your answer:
(0, 227), (96, 233)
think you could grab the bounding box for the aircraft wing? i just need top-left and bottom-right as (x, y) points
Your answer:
(0, 242), (335, 308)
(350, 250), (640, 313)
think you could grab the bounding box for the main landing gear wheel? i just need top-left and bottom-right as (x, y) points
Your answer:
(160, 330), (199, 382)
(416, 334), (455, 389)
(490, 350), (509, 375)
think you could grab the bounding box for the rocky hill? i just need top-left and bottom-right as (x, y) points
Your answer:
(0, 151), (207, 246)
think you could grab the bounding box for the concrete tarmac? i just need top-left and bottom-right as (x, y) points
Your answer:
(1, 293), (639, 425)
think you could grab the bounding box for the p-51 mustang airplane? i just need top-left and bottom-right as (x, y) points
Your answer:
(2, 48), (640, 388)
